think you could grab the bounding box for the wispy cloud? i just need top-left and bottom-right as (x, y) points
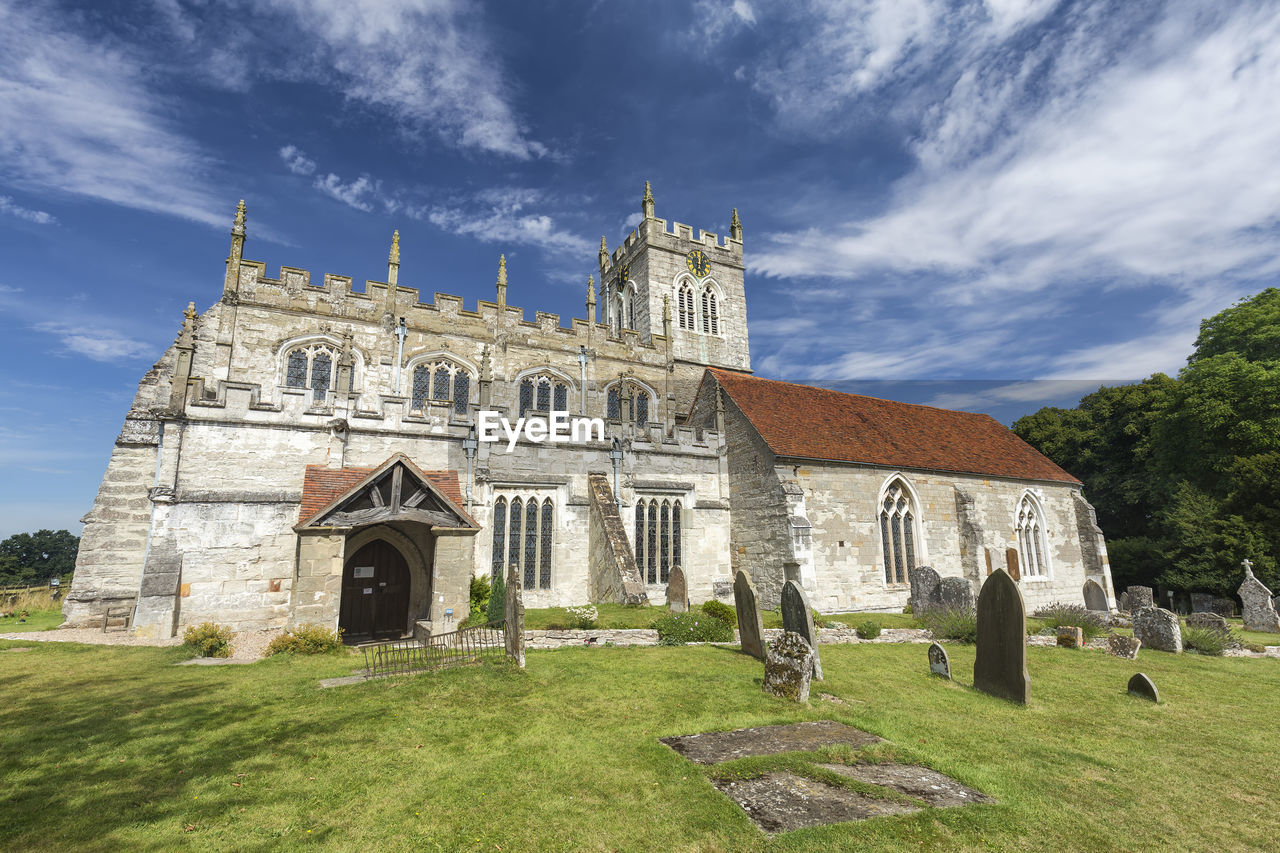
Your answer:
(279, 145), (317, 176)
(32, 321), (152, 362)
(313, 173), (380, 213)
(0, 196), (55, 225)
(0, 1), (224, 226)
(421, 188), (592, 254)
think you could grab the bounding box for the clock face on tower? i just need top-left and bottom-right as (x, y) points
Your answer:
(685, 249), (710, 278)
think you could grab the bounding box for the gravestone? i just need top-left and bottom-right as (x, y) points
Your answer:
(1189, 593), (1214, 613)
(1126, 586), (1155, 611)
(712, 579), (733, 601)
(1082, 579), (1108, 612)
(1132, 607), (1182, 652)
(734, 570), (766, 660)
(1210, 597), (1236, 618)
(1127, 672), (1159, 703)
(781, 579), (822, 680)
(1056, 626), (1083, 648)
(504, 562), (525, 668)
(927, 642), (951, 679)
(666, 565), (689, 614)
(1238, 560), (1280, 633)
(908, 566), (941, 614)
(1005, 548), (1020, 581)
(1118, 591), (1131, 613)
(938, 577), (975, 612)
(973, 568), (1030, 704)
(1185, 611), (1228, 632)
(763, 632), (815, 702)
(1107, 635), (1141, 659)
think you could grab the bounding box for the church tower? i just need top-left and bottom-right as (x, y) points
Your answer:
(597, 182), (750, 372)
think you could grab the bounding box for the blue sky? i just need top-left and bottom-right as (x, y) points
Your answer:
(2, 0), (1278, 537)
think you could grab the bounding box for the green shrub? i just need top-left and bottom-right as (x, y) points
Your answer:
(183, 622), (233, 658)
(486, 571), (506, 624)
(1181, 623), (1235, 656)
(902, 604), (913, 615)
(470, 574), (491, 616)
(1033, 602), (1108, 640)
(855, 620), (881, 640)
(266, 624), (344, 656)
(652, 612), (734, 645)
(919, 606), (977, 644)
(811, 608), (828, 628)
(566, 605), (598, 630)
(701, 600), (736, 626)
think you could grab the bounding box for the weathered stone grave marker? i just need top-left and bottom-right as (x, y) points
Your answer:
(1190, 592), (1214, 613)
(1056, 626), (1083, 648)
(733, 570), (766, 660)
(1127, 672), (1159, 703)
(908, 565), (941, 614)
(1126, 586), (1155, 611)
(928, 642), (951, 679)
(505, 562), (525, 668)
(1107, 635), (1140, 659)
(666, 565), (688, 614)
(973, 568), (1029, 704)
(1185, 611), (1228, 632)
(781, 579), (822, 680)
(1083, 579), (1108, 612)
(763, 632), (815, 702)
(1238, 559), (1280, 633)
(1210, 597), (1236, 618)
(938, 577), (975, 611)
(1132, 607), (1182, 653)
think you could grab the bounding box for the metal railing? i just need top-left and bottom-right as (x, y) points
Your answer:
(360, 620), (509, 678)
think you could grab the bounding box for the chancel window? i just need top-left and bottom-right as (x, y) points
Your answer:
(410, 360), (471, 416)
(701, 286), (719, 335)
(678, 283), (696, 330)
(518, 374), (569, 418)
(879, 480), (919, 585)
(634, 498), (682, 585)
(491, 495), (554, 590)
(1015, 494), (1048, 578)
(606, 384), (651, 426)
(284, 343), (340, 403)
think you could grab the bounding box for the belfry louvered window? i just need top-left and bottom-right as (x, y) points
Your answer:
(879, 480), (919, 585)
(1016, 494), (1048, 578)
(678, 283), (696, 330)
(634, 498), (683, 585)
(284, 343), (339, 403)
(701, 286), (719, 335)
(491, 494), (555, 590)
(410, 360), (471, 416)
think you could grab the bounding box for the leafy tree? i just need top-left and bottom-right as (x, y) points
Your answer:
(486, 570), (506, 623)
(0, 529), (79, 588)
(1188, 287), (1280, 364)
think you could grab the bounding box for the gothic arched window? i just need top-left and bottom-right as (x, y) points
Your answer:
(518, 374), (570, 418)
(411, 360), (471, 416)
(634, 497), (683, 585)
(491, 498), (507, 581)
(283, 342), (338, 403)
(606, 382), (652, 426)
(1016, 494), (1048, 578)
(879, 479), (920, 585)
(678, 282), (696, 330)
(492, 494), (555, 590)
(701, 286), (719, 335)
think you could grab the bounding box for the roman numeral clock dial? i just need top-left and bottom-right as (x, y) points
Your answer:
(685, 249), (710, 277)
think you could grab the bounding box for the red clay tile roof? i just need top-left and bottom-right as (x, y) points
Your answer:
(298, 462), (467, 525)
(707, 368), (1080, 485)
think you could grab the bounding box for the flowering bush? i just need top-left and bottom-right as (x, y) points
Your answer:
(566, 605), (598, 630)
(652, 612), (734, 645)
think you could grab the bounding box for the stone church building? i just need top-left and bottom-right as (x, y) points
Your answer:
(64, 185), (1115, 640)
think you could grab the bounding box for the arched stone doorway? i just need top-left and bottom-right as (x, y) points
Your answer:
(340, 539), (410, 642)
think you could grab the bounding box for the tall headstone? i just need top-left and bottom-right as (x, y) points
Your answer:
(1082, 579), (1108, 612)
(504, 562), (525, 668)
(1118, 590), (1131, 613)
(1132, 607), (1182, 652)
(733, 570), (766, 660)
(1210, 597), (1236, 618)
(1127, 672), (1159, 703)
(781, 579), (822, 680)
(973, 568), (1029, 704)
(938, 577), (975, 611)
(763, 632), (815, 702)
(666, 565), (689, 614)
(908, 566), (941, 614)
(1238, 559), (1280, 633)
(1126, 586), (1154, 611)
(1189, 592), (1214, 613)
(928, 642), (951, 679)
(1005, 548), (1021, 581)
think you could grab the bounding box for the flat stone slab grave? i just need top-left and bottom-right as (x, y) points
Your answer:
(660, 720), (882, 764)
(713, 772), (920, 834)
(818, 763), (994, 808)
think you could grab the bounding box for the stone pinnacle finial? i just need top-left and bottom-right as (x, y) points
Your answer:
(730, 207), (742, 241)
(642, 181), (655, 219)
(389, 230), (400, 265)
(587, 274), (596, 306)
(183, 301), (197, 321)
(598, 235), (608, 269)
(480, 344), (492, 382)
(232, 199), (246, 237)
(662, 293), (671, 323)
(496, 254), (508, 308)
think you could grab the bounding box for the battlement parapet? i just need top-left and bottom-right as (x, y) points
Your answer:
(602, 216), (743, 274)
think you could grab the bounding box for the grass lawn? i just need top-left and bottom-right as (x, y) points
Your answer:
(2, 636), (1279, 851)
(0, 608), (64, 632)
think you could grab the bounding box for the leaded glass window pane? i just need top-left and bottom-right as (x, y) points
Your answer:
(539, 499), (553, 589)
(553, 383), (567, 412)
(412, 366), (431, 411)
(508, 498), (523, 575)
(647, 502), (657, 585)
(608, 389), (620, 419)
(536, 380), (550, 412)
(660, 501), (670, 583)
(634, 500), (645, 572)
(636, 394), (648, 426)
(491, 499), (506, 580)
(1032, 525), (1044, 577)
(519, 380), (534, 418)
(286, 350), (308, 387)
(432, 365), (450, 401)
(310, 351), (331, 402)
(881, 514), (892, 584)
(903, 513), (915, 573)
(672, 502), (682, 569)
(523, 499), (538, 589)
(453, 373), (470, 416)
(892, 517), (904, 584)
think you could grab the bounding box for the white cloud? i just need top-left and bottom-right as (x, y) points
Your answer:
(32, 321), (152, 362)
(313, 173), (379, 213)
(0, 1), (224, 226)
(279, 145), (317, 176)
(423, 188), (592, 255)
(0, 196), (56, 225)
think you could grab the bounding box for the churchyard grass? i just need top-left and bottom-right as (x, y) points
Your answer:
(2, 637), (1278, 851)
(0, 608), (64, 632)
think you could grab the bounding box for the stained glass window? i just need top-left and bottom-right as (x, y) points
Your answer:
(491, 498), (506, 580)
(608, 388), (620, 420)
(452, 373), (470, 416)
(310, 351), (331, 402)
(636, 394), (648, 427)
(286, 350), (308, 387)
(539, 499), (553, 589)
(524, 499), (538, 589)
(432, 365), (450, 401)
(553, 383), (567, 412)
(411, 365), (431, 410)
(536, 379), (550, 412)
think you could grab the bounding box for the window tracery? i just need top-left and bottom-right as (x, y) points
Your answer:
(879, 479), (919, 585)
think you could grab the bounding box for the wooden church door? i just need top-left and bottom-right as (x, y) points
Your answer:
(340, 540), (410, 641)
